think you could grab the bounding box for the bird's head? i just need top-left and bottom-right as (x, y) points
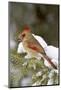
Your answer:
(18, 26), (31, 42)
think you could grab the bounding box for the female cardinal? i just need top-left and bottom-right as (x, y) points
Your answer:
(18, 26), (57, 69)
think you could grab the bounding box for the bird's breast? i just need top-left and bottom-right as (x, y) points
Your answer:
(22, 40), (39, 56)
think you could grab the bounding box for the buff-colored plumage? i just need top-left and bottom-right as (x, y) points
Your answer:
(18, 26), (57, 69)
(23, 32), (45, 56)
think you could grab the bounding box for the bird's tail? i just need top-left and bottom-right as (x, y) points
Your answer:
(42, 54), (57, 69)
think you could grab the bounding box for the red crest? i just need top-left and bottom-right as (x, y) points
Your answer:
(23, 25), (31, 32)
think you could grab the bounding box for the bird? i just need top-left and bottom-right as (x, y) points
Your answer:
(17, 34), (47, 60)
(18, 26), (57, 69)
(17, 33), (47, 54)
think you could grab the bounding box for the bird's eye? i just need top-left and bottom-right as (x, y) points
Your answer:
(22, 33), (25, 37)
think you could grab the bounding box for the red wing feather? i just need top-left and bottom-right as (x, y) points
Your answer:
(27, 43), (40, 52)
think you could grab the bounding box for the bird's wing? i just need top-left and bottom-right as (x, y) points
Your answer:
(32, 34), (47, 48)
(23, 33), (45, 54)
(27, 41), (45, 54)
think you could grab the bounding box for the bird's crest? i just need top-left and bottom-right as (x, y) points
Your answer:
(23, 25), (31, 32)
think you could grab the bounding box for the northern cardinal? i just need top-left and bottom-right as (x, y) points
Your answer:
(17, 33), (47, 54)
(18, 26), (57, 69)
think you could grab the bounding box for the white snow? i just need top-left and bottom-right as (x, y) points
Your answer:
(47, 69), (58, 85)
(32, 34), (47, 48)
(47, 78), (53, 85)
(17, 42), (26, 53)
(36, 71), (42, 77)
(45, 46), (58, 60)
